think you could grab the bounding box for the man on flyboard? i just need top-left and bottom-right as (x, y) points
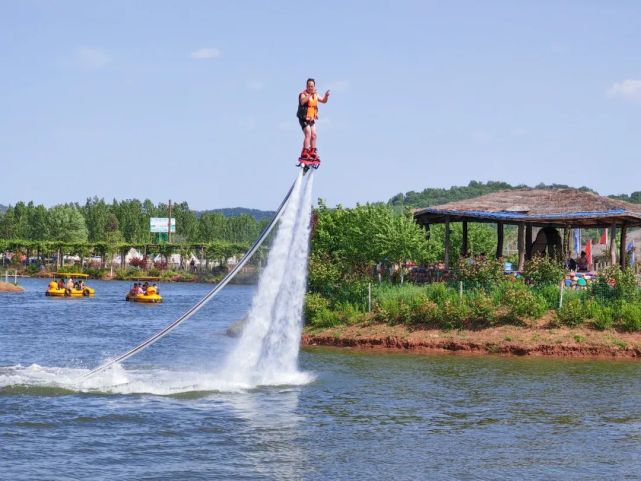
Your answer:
(297, 78), (330, 169)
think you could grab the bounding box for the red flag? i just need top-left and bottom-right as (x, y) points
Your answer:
(599, 229), (607, 245)
(585, 239), (592, 267)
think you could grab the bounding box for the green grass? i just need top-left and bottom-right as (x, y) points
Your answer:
(305, 276), (641, 332)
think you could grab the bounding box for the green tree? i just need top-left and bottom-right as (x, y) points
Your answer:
(199, 212), (228, 242)
(173, 201), (199, 242)
(28, 203), (50, 241)
(226, 214), (260, 243)
(374, 211), (427, 283)
(104, 213), (124, 244)
(311, 200), (430, 285)
(112, 199), (148, 243)
(47, 204), (88, 242)
(83, 197), (111, 241)
(0, 208), (18, 239)
(12, 202), (31, 239)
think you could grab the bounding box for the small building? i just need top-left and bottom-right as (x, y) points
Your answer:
(413, 188), (641, 270)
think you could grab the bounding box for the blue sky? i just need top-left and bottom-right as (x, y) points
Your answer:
(1, 1), (640, 210)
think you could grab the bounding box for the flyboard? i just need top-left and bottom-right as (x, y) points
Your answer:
(79, 164), (315, 383)
(297, 158), (320, 171)
(297, 149), (321, 171)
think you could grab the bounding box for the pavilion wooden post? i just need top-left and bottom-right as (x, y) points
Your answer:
(609, 224), (617, 266)
(496, 222), (504, 259)
(461, 221), (468, 257)
(517, 223), (525, 271)
(620, 225), (628, 268)
(444, 217), (451, 270)
(525, 225), (533, 260)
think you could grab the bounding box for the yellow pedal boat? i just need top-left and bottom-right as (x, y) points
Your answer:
(126, 285), (162, 303)
(46, 281), (95, 297)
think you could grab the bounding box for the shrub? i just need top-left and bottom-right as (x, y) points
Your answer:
(424, 282), (458, 305)
(304, 293), (339, 328)
(338, 280), (370, 306)
(467, 290), (499, 326)
(498, 281), (547, 321)
(154, 260), (168, 271)
(590, 266), (640, 304)
(440, 298), (471, 329)
(523, 256), (564, 286)
(373, 285), (427, 324)
(160, 270), (179, 281)
(556, 298), (585, 327)
(84, 267), (108, 279)
(537, 284), (561, 309)
(374, 283), (428, 306)
(59, 264), (83, 273)
(114, 268), (138, 280)
(26, 264), (41, 274)
(335, 302), (366, 325)
(307, 250), (371, 306)
(129, 257), (147, 269)
(170, 272), (194, 282)
(455, 257), (504, 290)
(589, 303), (615, 331)
(618, 302), (641, 332)
(413, 299), (440, 325)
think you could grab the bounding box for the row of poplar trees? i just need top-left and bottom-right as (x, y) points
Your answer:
(0, 198), (268, 245)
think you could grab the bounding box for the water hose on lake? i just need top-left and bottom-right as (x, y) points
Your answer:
(79, 170), (308, 382)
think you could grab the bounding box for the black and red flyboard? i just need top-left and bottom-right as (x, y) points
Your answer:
(297, 158), (320, 171)
(297, 151), (320, 172)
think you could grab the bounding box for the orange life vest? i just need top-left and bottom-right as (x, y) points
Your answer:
(305, 94), (318, 120)
(297, 92), (319, 121)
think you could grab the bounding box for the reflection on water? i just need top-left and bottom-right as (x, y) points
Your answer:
(221, 388), (306, 480)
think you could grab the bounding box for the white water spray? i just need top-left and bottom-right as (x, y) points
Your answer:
(223, 171), (315, 387)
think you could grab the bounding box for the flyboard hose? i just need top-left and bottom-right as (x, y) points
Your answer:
(79, 170), (307, 382)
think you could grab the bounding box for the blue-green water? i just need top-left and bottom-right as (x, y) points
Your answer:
(2, 278), (641, 480)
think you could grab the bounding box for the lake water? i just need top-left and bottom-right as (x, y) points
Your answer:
(2, 278), (641, 480)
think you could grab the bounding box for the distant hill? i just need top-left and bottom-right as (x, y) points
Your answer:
(608, 192), (641, 204)
(388, 180), (599, 209)
(0, 204), (7, 214)
(195, 207), (276, 221)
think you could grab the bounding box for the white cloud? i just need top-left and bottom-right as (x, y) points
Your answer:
(75, 47), (111, 69)
(607, 79), (641, 102)
(190, 48), (221, 60)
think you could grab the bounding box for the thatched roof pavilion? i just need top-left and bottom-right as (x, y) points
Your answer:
(413, 188), (641, 270)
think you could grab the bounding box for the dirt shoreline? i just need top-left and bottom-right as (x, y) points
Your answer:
(0, 281), (24, 293)
(302, 323), (641, 359)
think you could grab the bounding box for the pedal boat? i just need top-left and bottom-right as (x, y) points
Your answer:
(126, 285), (163, 303)
(46, 281), (95, 297)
